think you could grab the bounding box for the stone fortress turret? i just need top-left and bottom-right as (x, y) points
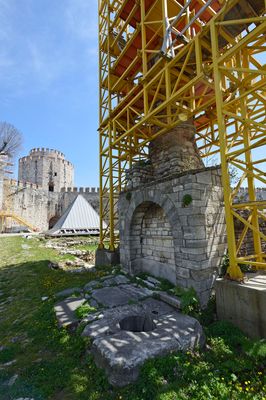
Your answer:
(18, 148), (74, 193)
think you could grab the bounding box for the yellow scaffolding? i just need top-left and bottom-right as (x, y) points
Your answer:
(0, 211), (36, 233)
(0, 179), (36, 233)
(98, 0), (266, 278)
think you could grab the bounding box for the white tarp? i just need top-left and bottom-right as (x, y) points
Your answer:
(47, 194), (106, 236)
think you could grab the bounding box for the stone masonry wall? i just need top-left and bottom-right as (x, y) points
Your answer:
(119, 121), (227, 305)
(149, 121), (204, 179)
(0, 163), (4, 210)
(2, 180), (100, 231)
(126, 121), (204, 189)
(119, 167), (227, 306)
(130, 203), (175, 276)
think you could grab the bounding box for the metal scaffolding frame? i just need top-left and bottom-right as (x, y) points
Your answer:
(98, 0), (266, 278)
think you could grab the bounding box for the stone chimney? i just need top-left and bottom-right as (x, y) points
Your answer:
(149, 120), (204, 179)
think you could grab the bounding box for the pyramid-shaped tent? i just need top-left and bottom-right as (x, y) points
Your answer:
(46, 195), (106, 236)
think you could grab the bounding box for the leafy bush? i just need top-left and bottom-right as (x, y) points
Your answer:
(75, 303), (97, 319)
(171, 286), (200, 315)
(220, 252), (255, 277)
(182, 194), (193, 207)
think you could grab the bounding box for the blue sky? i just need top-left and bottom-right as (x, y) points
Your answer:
(0, 0), (99, 187)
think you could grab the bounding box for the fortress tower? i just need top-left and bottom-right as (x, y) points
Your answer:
(18, 148), (74, 192)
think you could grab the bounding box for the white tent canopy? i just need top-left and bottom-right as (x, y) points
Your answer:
(46, 194), (105, 236)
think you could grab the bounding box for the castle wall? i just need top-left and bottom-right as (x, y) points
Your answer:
(3, 180), (100, 231)
(5, 181), (58, 231)
(59, 187), (100, 218)
(0, 165), (4, 210)
(18, 148), (74, 192)
(0, 155), (9, 211)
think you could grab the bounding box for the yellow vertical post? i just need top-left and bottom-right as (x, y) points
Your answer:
(99, 132), (104, 249)
(237, 50), (262, 263)
(210, 20), (243, 279)
(98, 1), (103, 248)
(107, 0), (115, 251)
(109, 123), (115, 251)
(118, 141), (122, 193)
(162, 0), (171, 124)
(195, 36), (202, 77)
(140, 0), (148, 115)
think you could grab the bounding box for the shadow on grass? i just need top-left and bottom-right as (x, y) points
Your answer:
(0, 260), (112, 400)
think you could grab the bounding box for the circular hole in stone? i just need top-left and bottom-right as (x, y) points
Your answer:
(119, 315), (156, 332)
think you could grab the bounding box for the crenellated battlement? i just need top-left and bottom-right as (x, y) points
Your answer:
(5, 179), (100, 194)
(29, 148), (65, 158)
(8, 179), (41, 190)
(60, 187), (100, 193)
(19, 156), (73, 167)
(235, 187), (266, 201)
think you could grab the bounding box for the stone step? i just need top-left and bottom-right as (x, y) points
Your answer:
(156, 291), (182, 310)
(54, 296), (86, 328)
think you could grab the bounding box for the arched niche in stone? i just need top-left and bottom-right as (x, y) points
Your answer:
(129, 201), (177, 284)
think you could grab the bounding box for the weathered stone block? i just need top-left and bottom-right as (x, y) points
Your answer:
(187, 215), (206, 226)
(95, 248), (120, 266)
(196, 171), (212, 185)
(216, 274), (266, 339)
(176, 266), (191, 278)
(85, 299), (205, 386)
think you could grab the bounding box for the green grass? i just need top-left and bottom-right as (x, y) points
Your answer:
(75, 304), (97, 319)
(0, 236), (265, 400)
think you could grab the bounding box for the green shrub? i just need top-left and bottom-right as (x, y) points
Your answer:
(220, 252), (255, 277)
(75, 304), (97, 319)
(126, 191), (132, 201)
(171, 286), (200, 316)
(182, 194), (193, 207)
(199, 295), (216, 326)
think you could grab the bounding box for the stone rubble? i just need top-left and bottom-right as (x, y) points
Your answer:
(48, 260), (96, 273)
(59, 249), (88, 256)
(44, 236), (96, 273)
(45, 238), (97, 250)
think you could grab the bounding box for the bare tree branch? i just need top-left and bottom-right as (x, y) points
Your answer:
(0, 122), (22, 158)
